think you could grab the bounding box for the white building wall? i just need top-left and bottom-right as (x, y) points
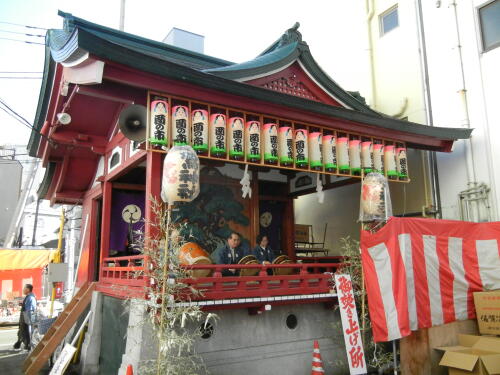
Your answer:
(347, 0), (500, 222)
(367, 0), (427, 123)
(420, 0), (500, 220)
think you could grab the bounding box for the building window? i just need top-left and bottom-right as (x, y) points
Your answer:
(479, 0), (500, 51)
(380, 5), (399, 36)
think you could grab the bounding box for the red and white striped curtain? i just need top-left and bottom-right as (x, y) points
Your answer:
(360, 217), (500, 342)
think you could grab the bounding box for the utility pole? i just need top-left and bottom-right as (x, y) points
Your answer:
(31, 198), (40, 246)
(119, 0), (126, 31)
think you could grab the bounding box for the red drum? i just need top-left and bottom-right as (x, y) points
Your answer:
(178, 242), (212, 278)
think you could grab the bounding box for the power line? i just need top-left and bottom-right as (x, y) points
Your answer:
(0, 21), (47, 30)
(0, 37), (45, 45)
(0, 72), (43, 74)
(0, 98), (33, 128)
(0, 160), (40, 165)
(0, 29), (44, 38)
(0, 105), (32, 132)
(0, 76), (42, 79)
(0, 98), (51, 143)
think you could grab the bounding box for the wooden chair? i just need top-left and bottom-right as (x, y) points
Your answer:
(294, 223), (329, 256)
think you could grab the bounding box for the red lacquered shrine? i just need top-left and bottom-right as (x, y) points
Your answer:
(29, 13), (470, 307)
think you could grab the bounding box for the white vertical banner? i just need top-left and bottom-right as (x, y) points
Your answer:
(335, 274), (367, 375)
(49, 344), (76, 375)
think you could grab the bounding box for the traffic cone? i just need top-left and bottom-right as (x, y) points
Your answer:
(311, 340), (325, 374)
(126, 364), (133, 375)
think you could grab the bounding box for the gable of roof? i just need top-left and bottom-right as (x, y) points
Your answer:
(204, 23), (378, 115)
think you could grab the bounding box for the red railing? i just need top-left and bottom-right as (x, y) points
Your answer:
(98, 255), (148, 298)
(178, 263), (343, 301)
(98, 255), (345, 303)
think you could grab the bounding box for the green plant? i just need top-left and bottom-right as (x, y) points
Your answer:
(131, 198), (217, 375)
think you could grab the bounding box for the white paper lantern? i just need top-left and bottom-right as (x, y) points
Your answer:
(263, 123), (278, 165)
(294, 129), (308, 167)
(278, 127), (293, 166)
(322, 135), (337, 172)
(384, 145), (397, 178)
(373, 144), (384, 173)
(246, 120), (261, 162)
(309, 132), (323, 171)
(359, 172), (392, 222)
(210, 113), (226, 157)
(361, 141), (373, 172)
(349, 140), (361, 173)
(161, 145), (200, 205)
(228, 117), (244, 160)
(337, 137), (350, 172)
(191, 109), (209, 154)
(396, 147), (408, 179)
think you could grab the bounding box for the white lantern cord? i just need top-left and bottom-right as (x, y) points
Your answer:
(240, 164), (252, 199)
(316, 173), (324, 204)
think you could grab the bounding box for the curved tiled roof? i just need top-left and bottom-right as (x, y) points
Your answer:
(28, 12), (472, 158)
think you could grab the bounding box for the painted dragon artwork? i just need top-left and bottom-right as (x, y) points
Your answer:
(173, 183), (251, 255)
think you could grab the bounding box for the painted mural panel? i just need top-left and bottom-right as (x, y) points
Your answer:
(174, 179), (251, 255)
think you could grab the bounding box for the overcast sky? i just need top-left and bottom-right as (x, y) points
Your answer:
(0, 0), (369, 146)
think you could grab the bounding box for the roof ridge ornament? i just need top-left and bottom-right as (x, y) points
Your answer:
(277, 22), (302, 48)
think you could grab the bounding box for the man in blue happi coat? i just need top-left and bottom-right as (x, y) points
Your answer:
(217, 232), (247, 276)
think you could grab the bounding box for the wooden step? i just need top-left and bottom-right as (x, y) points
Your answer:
(23, 282), (96, 375)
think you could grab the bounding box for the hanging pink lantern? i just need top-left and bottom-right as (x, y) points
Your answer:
(263, 123), (278, 165)
(210, 113), (226, 157)
(171, 105), (189, 145)
(150, 99), (168, 146)
(228, 117), (244, 160)
(246, 120), (261, 162)
(278, 127), (293, 166)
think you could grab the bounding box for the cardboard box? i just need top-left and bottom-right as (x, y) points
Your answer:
(438, 334), (500, 374)
(474, 291), (500, 336)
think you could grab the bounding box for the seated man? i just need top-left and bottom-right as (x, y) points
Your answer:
(252, 234), (276, 265)
(218, 232), (247, 276)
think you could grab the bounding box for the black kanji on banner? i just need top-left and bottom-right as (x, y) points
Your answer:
(233, 130), (243, 152)
(296, 140), (305, 161)
(193, 122), (204, 146)
(154, 114), (165, 140)
(215, 127), (225, 149)
(249, 133), (259, 155)
(175, 119), (187, 143)
(270, 135), (278, 157)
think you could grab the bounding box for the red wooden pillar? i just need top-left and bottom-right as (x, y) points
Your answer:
(250, 170), (259, 248)
(284, 198), (296, 261)
(144, 151), (162, 284)
(145, 151), (162, 239)
(99, 181), (112, 280)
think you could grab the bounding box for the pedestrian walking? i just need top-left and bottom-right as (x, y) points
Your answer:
(13, 284), (37, 351)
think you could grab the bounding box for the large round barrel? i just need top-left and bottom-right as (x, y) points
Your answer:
(178, 242), (213, 277)
(272, 255), (295, 275)
(238, 255), (260, 276)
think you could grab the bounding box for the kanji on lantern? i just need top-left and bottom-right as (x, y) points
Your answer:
(161, 145), (200, 205)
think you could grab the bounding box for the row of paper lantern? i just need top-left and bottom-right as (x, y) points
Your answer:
(150, 100), (408, 178)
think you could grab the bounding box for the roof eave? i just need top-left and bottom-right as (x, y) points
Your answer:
(54, 27), (472, 150)
(28, 42), (56, 157)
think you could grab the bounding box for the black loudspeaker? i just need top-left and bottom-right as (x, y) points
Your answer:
(118, 104), (147, 142)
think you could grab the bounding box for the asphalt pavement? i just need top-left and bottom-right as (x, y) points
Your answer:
(0, 327), (28, 375)
(0, 327), (51, 375)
